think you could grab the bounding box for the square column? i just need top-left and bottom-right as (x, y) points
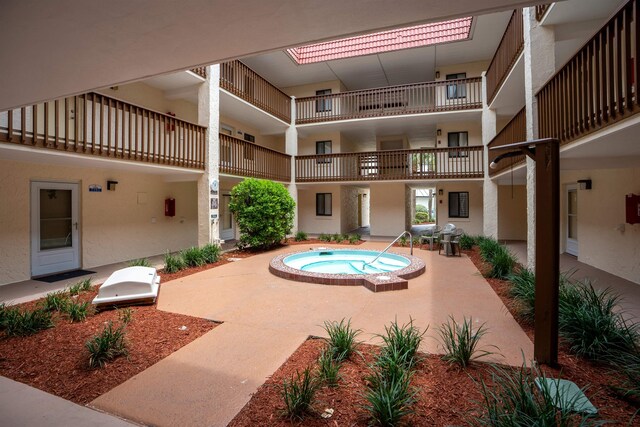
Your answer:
(286, 96), (298, 232)
(482, 72), (499, 238)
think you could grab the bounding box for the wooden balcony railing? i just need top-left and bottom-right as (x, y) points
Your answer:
(538, 0), (640, 147)
(487, 107), (527, 176)
(486, 9), (524, 105)
(295, 78), (483, 124)
(0, 92), (207, 169)
(220, 60), (292, 123)
(189, 67), (207, 79)
(535, 4), (551, 22)
(219, 133), (291, 181)
(295, 146), (484, 182)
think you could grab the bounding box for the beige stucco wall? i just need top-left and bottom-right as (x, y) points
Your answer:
(219, 114), (285, 152)
(435, 120), (482, 148)
(0, 159), (198, 285)
(498, 184), (527, 240)
(560, 168), (640, 284)
(298, 131), (343, 155)
(298, 184), (342, 234)
(435, 61), (490, 80)
(370, 183), (407, 237)
(436, 181), (483, 235)
(282, 80), (346, 98)
(97, 82), (198, 123)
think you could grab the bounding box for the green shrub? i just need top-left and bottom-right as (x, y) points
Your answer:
(608, 351), (640, 405)
(164, 251), (185, 273)
(42, 290), (70, 312)
(478, 237), (502, 263)
(294, 231), (308, 242)
(508, 268), (536, 322)
(397, 235), (408, 247)
(459, 234), (476, 250)
(378, 318), (425, 371)
(558, 280), (639, 360)
(118, 307), (133, 325)
(86, 321), (128, 368)
(364, 368), (417, 427)
(487, 246), (516, 279)
(332, 233), (343, 243)
(317, 347), (341, 387)
(63, 300), (91, 322)
(319, 233), (332, 242)
(438, 316), (495, 368)
(201, 243), (221, 264)
(229, 178), (295, 250)
(3, 307), (54, 337)
(181, 246), (206, 268)
(323, 318), (362, 362)
(414, 211), (431, 223)
(348, 234), (361, 244)
(415, 204), (428, 213)
(281, 367), (320, 420)
(128, 258), (151, 267)
(0, 303), (8, 328)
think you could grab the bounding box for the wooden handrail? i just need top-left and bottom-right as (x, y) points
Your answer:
(219, 133), (291, 182)
(295, 77), (482, 124)
(537, 0), (640, 147)
(220, 60), (291, 123)
(487, 107), (527, 176)
(189, 67), (207, 79)
(0, 92), (207, 169)
(295, 146), (483, 182)
(486, 9), (524, 105)
(535, 4), (551, 22)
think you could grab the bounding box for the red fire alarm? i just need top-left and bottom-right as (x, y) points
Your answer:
(626, 194), (640, 224)
(165, 198), (176, 217)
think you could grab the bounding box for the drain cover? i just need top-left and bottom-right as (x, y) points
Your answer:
(534, 378), (597, 415)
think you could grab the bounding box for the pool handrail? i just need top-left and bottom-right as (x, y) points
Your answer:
(364, 230), (412, 268)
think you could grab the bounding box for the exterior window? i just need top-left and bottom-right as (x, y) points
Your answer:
(448, 131), (468, 158)
(446, 72), (467, 99)
(316, 89), (332, 112)
(448, 192), (469, 218)
(316, 140), (332, 164)
(316, 193), (332, 216)
(243, 133), (255, 160)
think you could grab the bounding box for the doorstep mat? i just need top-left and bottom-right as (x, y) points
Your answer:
(34, 270), (96, 284)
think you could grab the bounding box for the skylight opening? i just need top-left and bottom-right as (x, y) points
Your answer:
(287, 17), (473, 65)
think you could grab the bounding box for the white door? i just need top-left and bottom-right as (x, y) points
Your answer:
(220, 194), (234, 241)
(566, 185), (578, 256)
(31, 182), (80, 276)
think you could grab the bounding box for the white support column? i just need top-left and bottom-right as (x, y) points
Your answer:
(482, 72), (499, 238)
(197, 64), (221, 245)
(523, 7), (555, 269)
(285, 96), (298, 233)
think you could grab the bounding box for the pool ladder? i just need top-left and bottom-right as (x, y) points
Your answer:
(363, 230), (412, 268)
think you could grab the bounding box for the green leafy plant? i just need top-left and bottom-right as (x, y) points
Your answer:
(438, 316), (496, 368)
(607, 351), (640, 405)
(317, 347), (341, 387)
(42, 290), (70, 312)
(348, 234), (361, 244)
(118, 307), (133, 325)
(364, 367), (417, 427)
(478, 237), (502, 264)
(323, 318), (362, 362)
(332, 233), (343, 243)
(487, 245), (516, 279)
(63, 300), (92, 322)
(3, 307), (54, 337)
(378, 318), (425, 371)
(459, 234), (476, 250)
(0, 303), (8, 328)
(128, 258), (151, 267)
(397, 235), (408, 247)
(181, 246), (206, 268)
(281, 367), (320, 420)
(319, 233), (332, 242)
(86, 321), (128, 368)
(164, 251), (185, 273)
(508, 268), (537, 322)
(229, 178), (295, 250)
(201, 243), (221, 264)
(294, 231), (308, 242)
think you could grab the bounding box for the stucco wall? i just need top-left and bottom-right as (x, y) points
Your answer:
(370, 183), (407, 237)
(282, 80), (346, 98)
(560, 168), (640, 284)
(498, 184), (527, 240)
(298, 184), (342, 234)
(220, 114), (285, 152)
(0, 159), (198, 285)
(298, 131), (343, 155)
(436, 181), (483, 235)
(435, 61), (490, 80)
(435, 120), (482, 148)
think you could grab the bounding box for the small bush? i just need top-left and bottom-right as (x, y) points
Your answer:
(63, 301), (92, 322)
(3, 307), (54, 337)
(201, 243), (221, 264)
(478, 237), (502, 264)
(294, 231), (308, 242)
(332, 233), (343, 243)
(414, 211), (431, 223)
(0, 303), (8, 328)
(459, 234), (476, 250)
(118, 307), (133, 325)
(164, 251), (185, 273)
(42, 290), (70, 312)
(608, 351), (640, 405)
(397, 235), (408, 247)
(438, 316), (495, 368)
(348, 234), (361, 244)
(181, 246), (206, 268)
(323, 318), (362, 362)
(364, 368), (417, 427)
(508, 268), (536, 322)
(281, 367), (320, 420)
(319, 233), (332, 242)
(317, 347), (341, 387)
(487, 245), (516, 279)
(128, 258), (151, 267)
(378, 318), (425, 370)
(86, 321), (128, 368)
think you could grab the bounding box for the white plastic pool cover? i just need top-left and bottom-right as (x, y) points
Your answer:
(92, 266), (160, 308)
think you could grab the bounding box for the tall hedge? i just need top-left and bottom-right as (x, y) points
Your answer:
(229, 178), (295, 249)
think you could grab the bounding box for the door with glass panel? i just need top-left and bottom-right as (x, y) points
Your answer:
(31, 182), (80, 276)
(219, 194), (234, 241)
(566, 185), (578, 256)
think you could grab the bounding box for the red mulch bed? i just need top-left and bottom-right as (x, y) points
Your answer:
(160, 249), (258, 282)
(285, 238), (364, 246)
(0, 288), (216, 405)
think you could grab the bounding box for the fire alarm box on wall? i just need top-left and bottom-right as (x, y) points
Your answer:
(165, 198), (176, 217)
(626, 194), (640, 224)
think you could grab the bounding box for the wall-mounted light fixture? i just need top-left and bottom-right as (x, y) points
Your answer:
(436, 129), (442, 136)
(107, 180), (118, 191)
(577, 179), (592, 190)
(438, 189), (443, 196)
(435, 71), (440, 79)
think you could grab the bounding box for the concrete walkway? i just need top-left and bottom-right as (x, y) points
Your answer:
(90, 242), (533, 427)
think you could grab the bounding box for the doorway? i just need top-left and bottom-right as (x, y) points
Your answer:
(566, 185), (578, 256)
(31, 181), (80, 277)
(220, 194), (235, 241)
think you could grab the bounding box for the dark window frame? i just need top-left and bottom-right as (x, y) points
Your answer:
(243, 133), (256, 160)
(315, 89), (333, 112)
(316, 140), (332, 164)
(316, 193), (332, 216)
(446, 72), (467, 99)
(447, 131), (469, 158)
(448, 191), (469, 218)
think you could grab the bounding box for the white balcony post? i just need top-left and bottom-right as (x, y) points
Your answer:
(197, 64), (221, 245)
(523, 7), (555, 269)
(481, 71), (499, 238)
(286, 96), (298, 233)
